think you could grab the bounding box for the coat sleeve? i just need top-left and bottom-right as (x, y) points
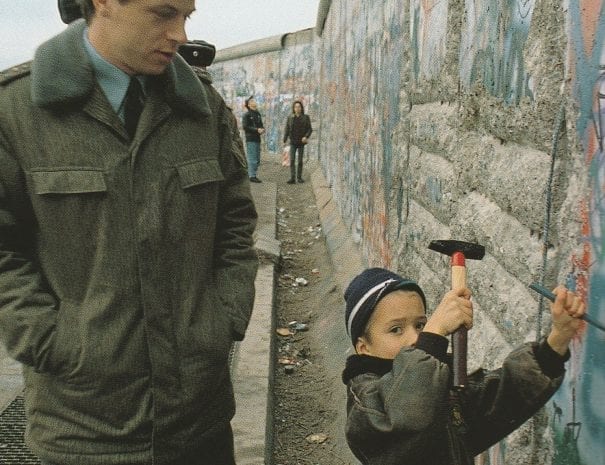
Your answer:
(345, 334), (451, 461)
(0, 128), (59, 373)
(214, 97), (259, 340)
(283, 116), (290, 143)
(464, 339), (567, 455)
(304, 115), (313, 138)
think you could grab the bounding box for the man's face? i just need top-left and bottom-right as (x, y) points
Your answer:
(247, 98), (257, 110)
(90, 0), (195, 75)
(355, 290), (427, 359)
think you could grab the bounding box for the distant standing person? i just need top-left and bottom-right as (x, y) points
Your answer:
(283, 100), (313, 184)
(242, 95), (265, 183)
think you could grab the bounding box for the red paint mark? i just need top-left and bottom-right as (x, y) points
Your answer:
(580, 0), (602, 55)
(361, 205), (391, 268)
(586, 123), (598, 164)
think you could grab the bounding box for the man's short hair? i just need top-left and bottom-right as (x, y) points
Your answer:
(58, 0), (81, 23)
(79, 1), (92, 21)
(74, 0), (128, 23)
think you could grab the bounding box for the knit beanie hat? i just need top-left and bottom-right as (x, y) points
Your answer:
(344, 268), (427, 345)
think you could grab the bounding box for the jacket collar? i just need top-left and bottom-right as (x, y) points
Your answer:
(342, 354), (394, 384)
(31, 19), (211, 118)
(342, 351), (453, 385)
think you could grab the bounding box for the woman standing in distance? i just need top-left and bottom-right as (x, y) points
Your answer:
(283, 100), (312, 184)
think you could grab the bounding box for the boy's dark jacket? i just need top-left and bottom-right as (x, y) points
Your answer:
(342, 332), (568, 465)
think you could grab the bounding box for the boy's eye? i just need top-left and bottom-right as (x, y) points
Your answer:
(416, 321), (426, 331)
(389, 326), (403, 334)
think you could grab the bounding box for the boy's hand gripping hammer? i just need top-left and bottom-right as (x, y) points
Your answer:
(429, 240), (485, 389)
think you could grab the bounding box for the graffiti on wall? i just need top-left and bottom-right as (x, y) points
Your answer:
(410, 0), (448, 81)
(211, 53), (281, 153)
(460, 0), (536, 104)
(319, 0), (411, 266)
(550, 2), (605, 464)
(210, 39), (319, 156)
(319, 0), (605, 463)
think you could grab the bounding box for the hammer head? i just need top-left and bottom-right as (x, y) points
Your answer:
(428, 240), (485, 260)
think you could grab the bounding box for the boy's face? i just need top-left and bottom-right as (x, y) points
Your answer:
(355, 290), (426, 359)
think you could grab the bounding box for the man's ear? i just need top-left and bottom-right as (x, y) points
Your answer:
(92, 0), (109, 17)
(355, 336), (371, 356)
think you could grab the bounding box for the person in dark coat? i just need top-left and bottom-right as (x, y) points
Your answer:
(283, 100), (312, 183)
(241, 95), (265, 183)
(0, 1), (258, 464)
(342, 268), (586, 465)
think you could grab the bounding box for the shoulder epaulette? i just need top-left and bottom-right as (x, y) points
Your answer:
(0, 61), (32, 86)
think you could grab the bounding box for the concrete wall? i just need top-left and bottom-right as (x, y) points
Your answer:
(553, 3), (604, 465)
(211, 29), (320, 157)
(211, 1), (604, 464)
(316, 1), (604, 464)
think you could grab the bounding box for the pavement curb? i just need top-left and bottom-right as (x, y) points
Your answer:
(251, 181), (281, 263)
(310, 169), (365, 291)
(231, 262), (277, 465)
(0, 355), (22, 413)
(232, 180), (280, 465)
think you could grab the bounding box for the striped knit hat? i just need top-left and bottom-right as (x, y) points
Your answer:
(344, 268), (426, 345)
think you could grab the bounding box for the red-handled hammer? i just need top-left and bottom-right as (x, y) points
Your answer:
(428, 240), (485, 389)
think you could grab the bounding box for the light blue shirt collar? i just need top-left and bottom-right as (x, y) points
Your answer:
(82, 28), (145, 121)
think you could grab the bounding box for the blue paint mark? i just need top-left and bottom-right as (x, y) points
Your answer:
(569, 2), (605, 140)
(426, 177), (443, 204)
(463, 0), (536, 104)
(379, 9), (405, 218)
(411, 6), (420, 82)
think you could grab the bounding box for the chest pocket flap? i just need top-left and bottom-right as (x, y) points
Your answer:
(31, 169), (107, 195)
(176, 159), (225, 189)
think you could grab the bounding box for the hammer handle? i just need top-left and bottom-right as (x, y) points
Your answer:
(451, 264), (467, 388)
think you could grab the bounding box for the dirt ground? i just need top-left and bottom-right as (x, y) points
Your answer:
(257, 157), (356, 465)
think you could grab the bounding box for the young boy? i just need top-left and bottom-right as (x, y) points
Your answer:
(342, 268), (586, 465)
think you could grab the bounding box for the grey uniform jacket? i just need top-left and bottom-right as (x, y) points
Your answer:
(342, 332), (568, 465)
(0, 19), (258, 465)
